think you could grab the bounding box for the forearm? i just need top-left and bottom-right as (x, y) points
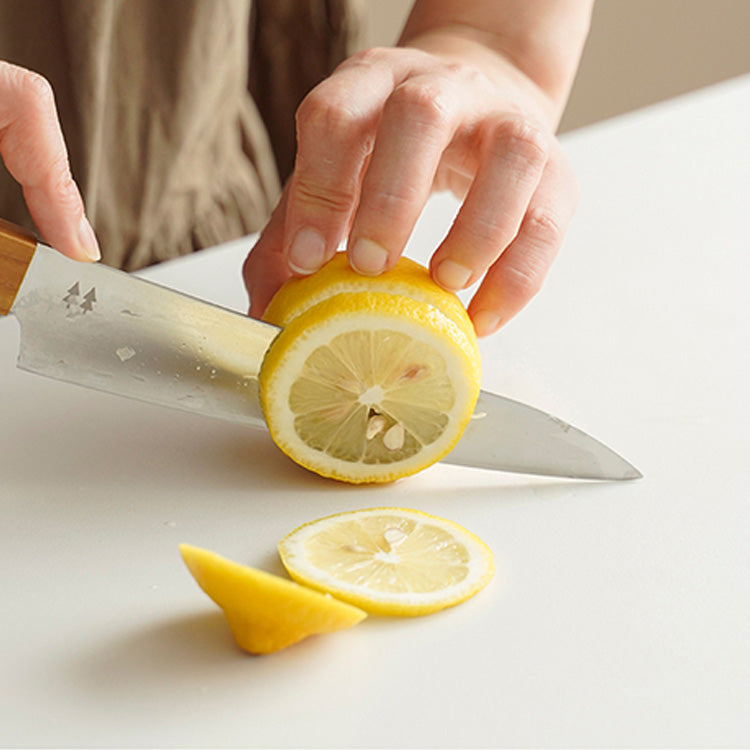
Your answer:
(398, 0), (594, 128)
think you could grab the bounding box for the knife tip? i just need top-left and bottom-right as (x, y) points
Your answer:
(612, 460), (643, 481)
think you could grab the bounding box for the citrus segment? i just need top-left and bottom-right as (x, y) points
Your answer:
(179, 543), (366, 654)
(278, 508), (495, 616)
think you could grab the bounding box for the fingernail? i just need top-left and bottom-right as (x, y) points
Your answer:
(78, 216), (101, 261)
(473, 311), (501, 337)
(435, 259), (472, 291)
(350, 238), (388, 275)
(288, 227), (326, 274)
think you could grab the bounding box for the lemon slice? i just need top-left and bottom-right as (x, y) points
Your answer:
(259, 256), (481, 484)
(179, 543), (366, 654)
(277, 508), (495, 616)
(263, 252), (471, 329)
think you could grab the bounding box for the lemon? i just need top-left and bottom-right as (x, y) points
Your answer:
(259, 255), (481, 484)
(263, 252), (472, 329)
(179, 543), (366, 654)
(278, 507), (495, 616)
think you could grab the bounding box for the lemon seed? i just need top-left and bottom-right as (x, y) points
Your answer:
(383, 423), (405, 451)
(366, 414), (387, 439)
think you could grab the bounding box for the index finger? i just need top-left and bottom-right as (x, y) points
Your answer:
(280, 56), (391, 275)
(281, 49), (431, 277)
(0, 62), (99, 261)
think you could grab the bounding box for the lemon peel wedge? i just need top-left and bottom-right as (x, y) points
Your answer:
(277, 507), (495, 617)
(179, 543), (367, 654)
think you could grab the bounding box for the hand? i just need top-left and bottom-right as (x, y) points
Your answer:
(243, 45), (578, 336)
(0, 61), (99, 261)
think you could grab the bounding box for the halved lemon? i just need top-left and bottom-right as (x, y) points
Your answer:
(259, 256), (481, 484)
(179, 543), (366, 654)
(277, 507), (495, 616)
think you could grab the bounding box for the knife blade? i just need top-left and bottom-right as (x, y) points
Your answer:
(448, 390), (641, 479)
(0, 219), (640, 480)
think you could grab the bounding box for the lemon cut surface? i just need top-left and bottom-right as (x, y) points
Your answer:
(260, 255), (481, 484)
(179, 544), (366, 654)
(278, 507), (495, 616)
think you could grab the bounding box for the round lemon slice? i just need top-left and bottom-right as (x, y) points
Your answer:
(179, 543), (366, 654)
(259, 254), (481, 483)
(259, 290), (481, 483)
(277, 508), (495, 616)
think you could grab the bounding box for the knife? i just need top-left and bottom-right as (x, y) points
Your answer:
(0, 218), (640, 480)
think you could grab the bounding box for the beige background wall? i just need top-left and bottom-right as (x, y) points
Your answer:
(360, 0), (750, 132)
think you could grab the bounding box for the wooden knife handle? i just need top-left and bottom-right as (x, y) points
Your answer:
(0, 218), (37, 316)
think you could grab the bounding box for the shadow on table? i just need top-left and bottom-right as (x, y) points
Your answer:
(0, 382), (331, 495)
(65, 605), (391, 715)
(67, 611), (257, 700)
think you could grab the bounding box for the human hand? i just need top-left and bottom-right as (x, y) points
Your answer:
(243, 45), (578, 336)
(0, 61), (99, 261)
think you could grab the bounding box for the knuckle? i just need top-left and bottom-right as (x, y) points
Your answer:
(499, 207), (566, 303)
(293, 174), (353, 216)
(41, 151), (79, 205)
(491, 115), (549, 167)
(19, 69), (56, 110)
(388, 79), (453, 133)
(0, 64), (57, 119)
(296, 88), (366, 144)
(366, 183), (416, 217)
(502, 261), (546, 302)
(344, 46), (391, 69)
(464, 213), (508, 247)
(523, 206), (564, 250)
(441, 60), (466, 78)
(464, 66), (492, 92)
(444, 60), (492, 91)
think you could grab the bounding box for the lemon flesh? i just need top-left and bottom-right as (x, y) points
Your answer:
(260, 291), (480, 483)
(259, 255), (481, 484)
(179, 544), (366, 654)
(278, 507), (495, 616)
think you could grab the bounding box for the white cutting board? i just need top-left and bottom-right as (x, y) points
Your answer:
(1, 77), (749, 747)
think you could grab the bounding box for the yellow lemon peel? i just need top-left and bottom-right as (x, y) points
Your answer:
(179, 543), (366, 654)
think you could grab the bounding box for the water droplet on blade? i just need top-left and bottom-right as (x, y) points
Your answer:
(115, 346), (136, 362)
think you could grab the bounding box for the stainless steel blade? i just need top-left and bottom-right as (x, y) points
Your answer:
(9, 244), (640, 480)
(11, 244), (279, 428)
(444, 389), (642, 480)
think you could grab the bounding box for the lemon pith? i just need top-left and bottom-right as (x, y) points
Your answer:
(278, 507), (495, 616)
(259, 256), (481, 484)
(179, 543), (366, 654)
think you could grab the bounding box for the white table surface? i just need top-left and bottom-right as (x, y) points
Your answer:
(2, 75), (749, 748)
